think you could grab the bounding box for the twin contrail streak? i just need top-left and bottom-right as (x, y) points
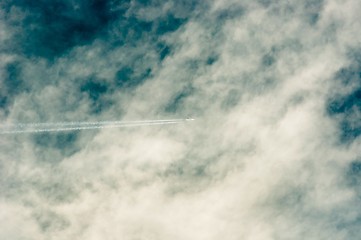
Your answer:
(0, 119), (194, 134)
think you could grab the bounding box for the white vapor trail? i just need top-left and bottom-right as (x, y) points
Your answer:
(0, 119), (194, 134)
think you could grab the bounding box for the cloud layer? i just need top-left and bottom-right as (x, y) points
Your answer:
(1, 0), (361, 239)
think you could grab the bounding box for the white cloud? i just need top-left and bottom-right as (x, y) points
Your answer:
(1, 0), (361, 239)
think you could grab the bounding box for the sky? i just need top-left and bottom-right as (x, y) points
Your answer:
(1, 0), (361, 239)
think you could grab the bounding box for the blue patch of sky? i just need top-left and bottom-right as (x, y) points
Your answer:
(33, 132), (78, 150)
(327, 54), (361, 143)
(4, 0), (120, 59)
(303, 0), (323, 25)
(4, 0), (194, 59)
(1, 0), (201, 119)
(32, 132), (80, 160)
(165, 85), (194, 113)
(156, 42), (172, 61)
(346, 161), (361, 191)
(206, 54), (218, 65)
(0, 61), (27, 114)
(115, 66), (151, 88)
(343, 161), (361, 229)
(80, 76), (113, 114)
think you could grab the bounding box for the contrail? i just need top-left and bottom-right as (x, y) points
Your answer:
(0, 119), (194, 134)
(4, 118), (189, 127)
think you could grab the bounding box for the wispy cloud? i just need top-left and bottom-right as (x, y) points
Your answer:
(1, 0), (361, 239)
